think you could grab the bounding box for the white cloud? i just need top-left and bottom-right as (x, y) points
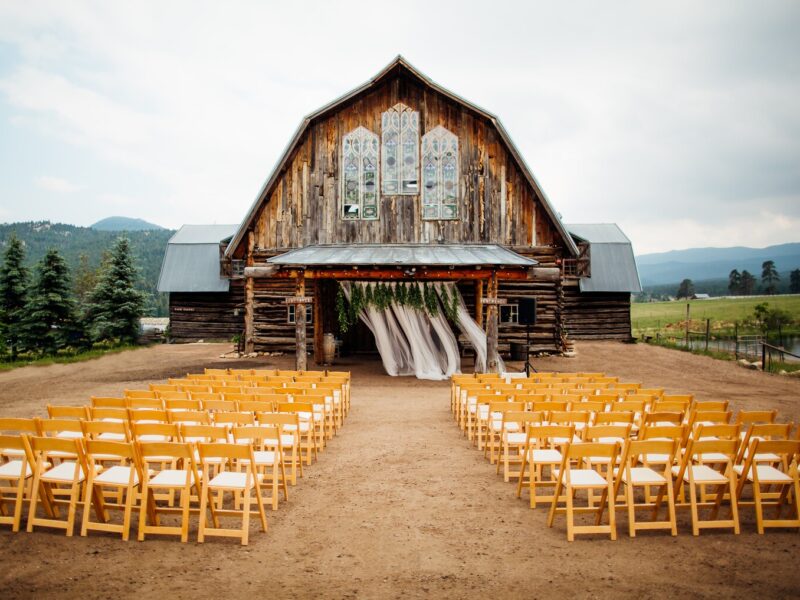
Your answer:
(35, 175), (82, 193)
(0, 1), (798, 251)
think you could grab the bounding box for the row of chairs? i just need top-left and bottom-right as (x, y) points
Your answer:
(0, 368), (352, 545)
(451, 372), (800, 540)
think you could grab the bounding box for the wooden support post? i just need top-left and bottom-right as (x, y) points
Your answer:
(295, 273), (307, 371)
(244, 231), (255, 354)
(475, 280), (483, 329)
(705, 319), (710, 352)
(685, 302), (690, 348)
(313, 279), (323, 365)
(487, 271), (499, 373)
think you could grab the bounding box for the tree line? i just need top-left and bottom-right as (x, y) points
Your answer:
(0, 234), (145, 360)
(675, 260), (799, 299)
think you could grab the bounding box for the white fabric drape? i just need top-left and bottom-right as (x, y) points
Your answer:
(341, 281), (503, 380)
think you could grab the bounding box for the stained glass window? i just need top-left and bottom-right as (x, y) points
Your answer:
(341, 126), (380, 220)
(421, 125), (459, 220)
(381, 103), (419, 195)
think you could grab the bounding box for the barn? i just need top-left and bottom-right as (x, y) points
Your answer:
(157, 56), (640, 375)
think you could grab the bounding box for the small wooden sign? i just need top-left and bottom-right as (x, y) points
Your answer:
(482, 298), (508, 306)
(285, 296), (313, 305)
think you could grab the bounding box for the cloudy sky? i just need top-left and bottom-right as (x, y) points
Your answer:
(0, 1), (798, 254)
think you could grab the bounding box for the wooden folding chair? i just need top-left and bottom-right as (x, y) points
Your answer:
(164, 398), (202, 412)
(202, 399), (238, 413)
(128, 408), (169, 425)
(672, 437), (740, 535)
(256, 412), (303, 485)
(735, 410), (778, 427)
(735, 439), (800, 533)
(81, 440), (143, 540)
(277, 403), (317, 465)
(132, 422), (180, 443)
(38, 418), (84, 442)
(547, 441), (620, 541)
(150, 384), (180, 393)
(0, 418), (42, 459)
(127, 397), (164, 411)
(516, 424), (576, 508)
(82, 420), (130, 443)
(137, 441), (200, 542)
(90, 407), (129, 423)
(125, 389), (158, 400)
(196, 442), (268, 545)
(0, 434), (35, 532)
(498, 411), (543, 482)
(213, 412), (256, 427)
(156, 390), (191, 402)
(485, 401), (525, 463)
(735, 423), (793, 465)
(594, 411), (635, 427)
(27, 436), (88, 536)
(613, 438), (679, 537)
(232, 425), (288, 510)
(90, 396), (127, 409)
(47, 405), (89, 420)
(168, 410), (212, 427)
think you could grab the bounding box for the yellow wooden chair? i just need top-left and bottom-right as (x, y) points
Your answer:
(497, 411), (544, 482)
(672, 437), (740, 535)
(277, 402), (317, 465)
(232, 425), (288, 511)
(149, 384), (180, 393)
(0, 434), (35, 532)
(516, 424), (575, 508)
(124, 389), (158, 400)
(256, 412), (303, 485)
(1, 418), (42, 460)
(47, 405), (89, 420)
(27, 436), (87, 536)
(734, 439), (800, 534)
(547, 441), (620, 541)
(137, 441), (200, 542)
(90, 396), (127, 409)
(90, 407), (129, 423)
(613, 438), (680, 537)
(81, 440), (143, 541)
(196, 442), (268, 545)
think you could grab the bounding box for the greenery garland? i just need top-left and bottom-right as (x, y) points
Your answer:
(336, 281), (461, 332)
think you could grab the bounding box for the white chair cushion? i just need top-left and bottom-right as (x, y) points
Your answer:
(733, 464), (792, 484)
(673, 465), (728, 484)
(95, 465), (139, 486)
(208, 471), (262, 490)
(41, 461), (84, 483)
(622, 467), (666, 485)
(149, 469), (195, 487)
(0, 460), (32, 478)
(505, 432), (527, 444)
(556, 468), (607, 487)
(530, 449), (562, 463)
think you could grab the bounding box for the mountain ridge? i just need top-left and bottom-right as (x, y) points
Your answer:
(90, 216), (164, 231)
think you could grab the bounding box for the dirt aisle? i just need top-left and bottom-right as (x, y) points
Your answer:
(1, 342), (799, 598)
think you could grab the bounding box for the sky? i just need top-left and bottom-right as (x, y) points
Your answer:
(0, 1), (798, 255)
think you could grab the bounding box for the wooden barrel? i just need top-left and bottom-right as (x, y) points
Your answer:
(323, 333), (336, 365)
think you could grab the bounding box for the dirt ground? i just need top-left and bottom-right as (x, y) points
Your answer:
(1, 341), (799, 599)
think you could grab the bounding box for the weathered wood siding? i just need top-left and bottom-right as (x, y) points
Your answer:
(563, 287), (632, 340)
(169, 282), (245, 342)
(235, 67), (563, 255)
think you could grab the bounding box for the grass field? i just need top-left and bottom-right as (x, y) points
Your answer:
(631, 295), (800, 335)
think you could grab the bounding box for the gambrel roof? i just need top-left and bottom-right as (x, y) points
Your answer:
(225, 56), (579, 258)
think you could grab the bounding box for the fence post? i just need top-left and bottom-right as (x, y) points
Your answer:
(761, 343), (766, 371)
(734, 323), (738, 359)
(685, 303), (690, 348)
(705, 319), (710, 352)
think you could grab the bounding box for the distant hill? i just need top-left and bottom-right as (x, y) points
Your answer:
(637, 243), (800, 287)
(91, 216), (164, 231)
(0, 221), (174, 316)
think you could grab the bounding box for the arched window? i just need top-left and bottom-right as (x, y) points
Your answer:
(381, 103), (419, 195)
(341, 126), (380, 220)
(421, 125), (459, 220)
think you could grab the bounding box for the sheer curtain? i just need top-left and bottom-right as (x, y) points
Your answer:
(340, 281), (502, 380)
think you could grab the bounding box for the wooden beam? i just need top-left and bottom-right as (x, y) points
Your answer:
(244, 232), (255, 354)
(295, 273), (307, 371)
(475, 280), (483, 329)
(313, 279), (323, 365)
(255, 267), (531, 281)
(486, 271), (499, 373)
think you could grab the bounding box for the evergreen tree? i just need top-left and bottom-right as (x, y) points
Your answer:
(0, 234), (29, 359)
(73, 253), (99, 304)
(740, 270), (756, 295)
(22, 249), (77, 355)
(790, 269), (800, 294)
(761, 260), (779, 295)
(727, 269), (741, 295)
(86, 237), (146, 344)
(676, 278), (694, 299)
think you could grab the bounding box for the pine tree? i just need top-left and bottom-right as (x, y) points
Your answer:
(790, 269), (800, 294)
(73, 253), (99, 304)
(727, 269), (741, 296)
(0, 234), (29, 359)
(86, 237), (146, 344)
(761, 260), (779, 295)
(676, 278), (694, 299)
(740, 270), (756, 296)
(22, 249), (77, 355)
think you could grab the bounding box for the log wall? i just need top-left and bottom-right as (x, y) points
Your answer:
(563, 287), (632, 340)
(168, 282), (245, 342)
